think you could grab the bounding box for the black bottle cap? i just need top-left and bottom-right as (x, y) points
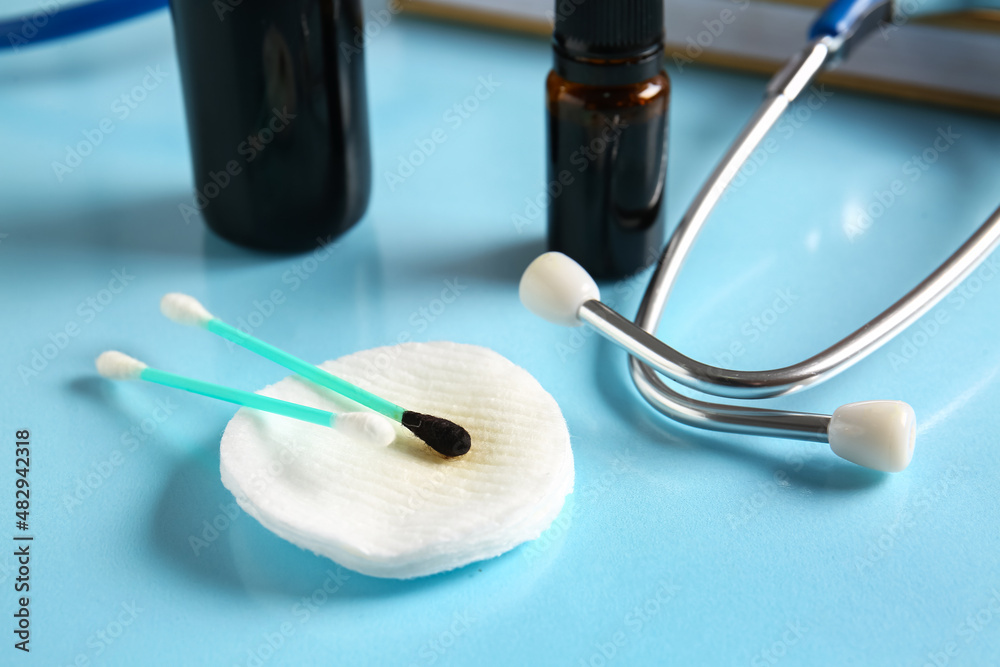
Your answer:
(554, 0), (664, 61)
(552, 0), (664, 85)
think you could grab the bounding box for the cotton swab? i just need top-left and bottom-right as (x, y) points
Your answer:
(159, 293), (472, 458)
(95, 351), (396, 449)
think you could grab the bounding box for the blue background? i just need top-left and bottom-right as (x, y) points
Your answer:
(1, 3), (999, 665)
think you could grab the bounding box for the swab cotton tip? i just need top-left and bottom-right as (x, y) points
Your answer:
(220, 341), (574, 579)
(828, 400), (916, 472)
(334, 412), (396, 448)
(519, 252), (600, 327)
(160, 292), (214, 327)
(95, 350), (147, 380)
(401, 411), (471, 457)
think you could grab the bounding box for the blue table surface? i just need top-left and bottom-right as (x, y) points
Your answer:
(1, 3), (999, 665)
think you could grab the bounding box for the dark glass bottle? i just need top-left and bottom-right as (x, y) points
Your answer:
(170, 0), (371, 251)
(547, 0), (669, 280)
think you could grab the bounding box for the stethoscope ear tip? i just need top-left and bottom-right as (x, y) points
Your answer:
(828, 400), (917, 472)
(520, 252), (600, 328)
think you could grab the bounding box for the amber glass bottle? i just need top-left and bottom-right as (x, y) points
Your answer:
(170, 0), (371, 251)
(547, 0), (669, 280)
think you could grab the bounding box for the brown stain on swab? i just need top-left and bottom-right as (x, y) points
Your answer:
(401, 411), (472, 458)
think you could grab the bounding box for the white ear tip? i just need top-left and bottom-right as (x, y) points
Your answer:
(519, 252), (600, 327)
(95, 350), (147, 381)
(335, 412), (396, 448)
(828, 400), (916, 472)
(160, 292), (214, 327)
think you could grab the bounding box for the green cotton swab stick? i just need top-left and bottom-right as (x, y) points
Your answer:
(216, 319), (402, 421)
(159, 293), (471, 458)
(95, 351), (395, 448)
(165, 293), (402, 418)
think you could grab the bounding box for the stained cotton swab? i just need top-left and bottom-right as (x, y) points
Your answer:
(159, 293), (472, 458)
(95, 351), (396, 449)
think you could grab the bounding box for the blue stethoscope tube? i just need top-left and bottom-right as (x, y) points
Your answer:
(0, 0), (167, 52)
(810, 0), (888, 39)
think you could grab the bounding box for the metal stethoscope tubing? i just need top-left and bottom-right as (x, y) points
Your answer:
(615, 28), (1000, 441)
(619, 195), (1000, 443)
(520, 0), (1000, 470)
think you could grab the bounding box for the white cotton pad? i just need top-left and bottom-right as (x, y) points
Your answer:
(219, 341), (574, 579)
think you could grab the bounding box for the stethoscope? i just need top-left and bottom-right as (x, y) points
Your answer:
(521, 0), (1000, 473)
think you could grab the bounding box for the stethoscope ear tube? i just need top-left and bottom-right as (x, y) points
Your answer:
(520, 0), (1000, 473)
(520, 251), (921, 473)
(621, 195), (999, 473)
(630, 358), (917, 474)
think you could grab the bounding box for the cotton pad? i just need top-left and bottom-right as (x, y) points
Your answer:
(219, 341), (574, 579)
